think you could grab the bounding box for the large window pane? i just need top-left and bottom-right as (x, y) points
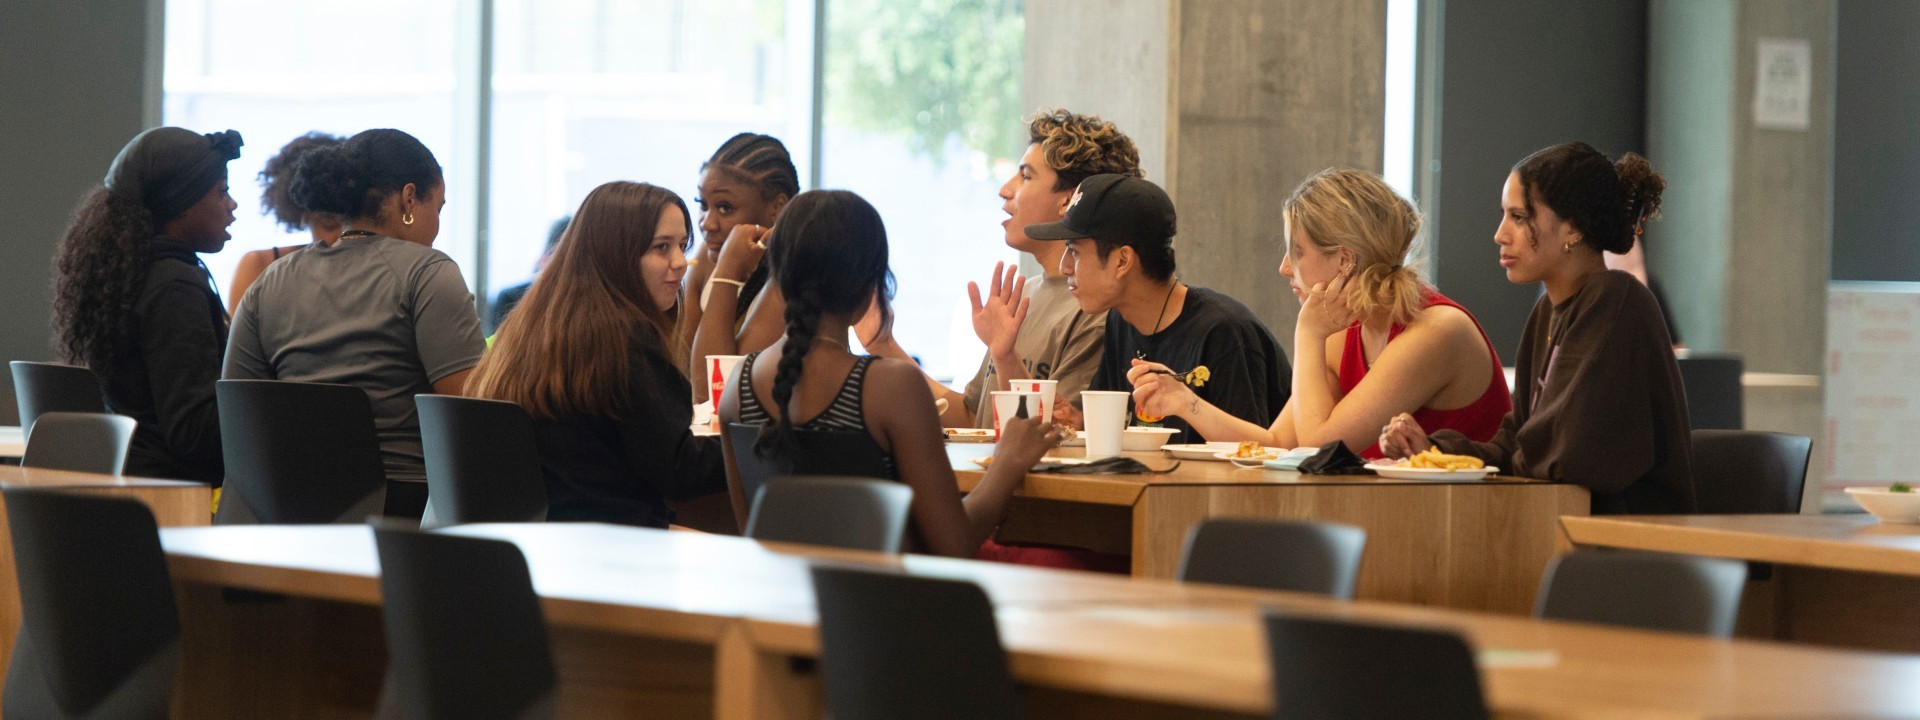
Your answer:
(485, 0), (814, 307)
(820, 0), (1025, 382)
(163, 0), (468, 299)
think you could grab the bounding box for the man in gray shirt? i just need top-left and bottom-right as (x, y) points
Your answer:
(865, 109), (1144, 426)
(225, 232), (485, 488)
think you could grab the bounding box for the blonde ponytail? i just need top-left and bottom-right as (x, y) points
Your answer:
(1284, 168), (1427, 327)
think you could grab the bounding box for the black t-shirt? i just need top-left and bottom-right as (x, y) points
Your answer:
(1088, 285), (1291, 443)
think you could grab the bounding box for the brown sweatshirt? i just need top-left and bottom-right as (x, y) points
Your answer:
(1431, 270), (1695, 514)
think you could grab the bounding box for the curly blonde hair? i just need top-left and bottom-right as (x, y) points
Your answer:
(1026, 109), (1144, 191)
(1285, 169), (1427, 327)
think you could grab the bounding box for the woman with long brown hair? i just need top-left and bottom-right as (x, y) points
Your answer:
(468, 181), (726, 527)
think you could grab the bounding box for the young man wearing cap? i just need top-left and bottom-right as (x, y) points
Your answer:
(862, 109), (1139, 428)
(1029, 173), (1291, 444)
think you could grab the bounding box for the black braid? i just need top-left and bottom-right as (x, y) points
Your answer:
(756, 290), (820, 460)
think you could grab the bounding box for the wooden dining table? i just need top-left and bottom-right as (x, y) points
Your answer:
(161, 522), (1920, 720)
(1562, 513), (1920, 652)
(0, 465), (211, 706)
(950, 444), (1589, 614)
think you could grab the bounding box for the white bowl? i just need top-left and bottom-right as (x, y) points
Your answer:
(1121, 426), (1180, 451)
(1846, 487), (1920, 523)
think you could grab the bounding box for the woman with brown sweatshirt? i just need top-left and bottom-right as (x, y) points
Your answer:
(1377, 142), (1694, 514)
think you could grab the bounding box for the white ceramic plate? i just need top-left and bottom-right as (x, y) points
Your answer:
(944, 428), (995, 444)
(1364, 461), (1499, 481)
(1846, 487), (1920, 523)
(1161, 442), (1238, 461)
(969, 455), (1094, 469)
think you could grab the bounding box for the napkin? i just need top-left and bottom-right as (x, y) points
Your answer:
(1296, 441), (1372, 475)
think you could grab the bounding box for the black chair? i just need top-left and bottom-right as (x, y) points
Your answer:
(1534, 550), (1746, 637)
(746, 476), (913, 553)
(3, 489), (180, 719)
(214, 379), (386, 524)
(21, 411), (137, 475)
(1176, 518), (1366, 598)
(1676, 353), (1743, 430)
(726, 422), (894, 528)
(1691, 429), (1812, 514)
(371, 523), (556, 720)
(810, 566), (1019, 720)
(9, 361), (103, 432)
(416, 395), (547, 529)
(1264, 613), (1489, 720)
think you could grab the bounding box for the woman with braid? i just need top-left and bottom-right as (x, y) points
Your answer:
(717, 190), (1062, 558)
(51, 126), (243, 483)
(683, 133), (799, 391)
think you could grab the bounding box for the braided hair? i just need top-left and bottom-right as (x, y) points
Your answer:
(753, 190), (894, 460)
(703, 133), (800, 202)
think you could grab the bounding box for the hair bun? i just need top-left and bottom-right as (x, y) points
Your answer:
(1614, 152), (1666, 229)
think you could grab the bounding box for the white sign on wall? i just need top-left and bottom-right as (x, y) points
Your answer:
(1824, 286), (1920, 498)
(1753, 37), (1813, 131)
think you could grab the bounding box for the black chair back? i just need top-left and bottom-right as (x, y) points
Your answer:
(1264, 613), (1489, 720)
(214, 379), (386, 524)
(810, 566), (1019, 720)
(746, 476), (913, 553)
(22, 412), (137, 475)
(3, 489), (179, 719)
(1535, 550), (1746, 637)
(1677, 353), (1743, 430)
(9, 361), (104, 432)
(372, 523), (556, 720)
(1176, 518), (1366, 598)
(1691, 429), (1811, 514)
(726, 422), (893, 527)
(416, 395), (547, 529)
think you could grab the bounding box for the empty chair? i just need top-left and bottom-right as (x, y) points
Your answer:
(1691, 429), (1812, 514)
(725, 422), (895, 529)
(214, 379), (386, 524)
(1264, 613), (1488, 720)
(3, 489), (180, 719)
(21, 411), (137, 475)
(1676, 353), (1743, 430)
(1176, 518), (1366, 598)
(745, 476), (913, 553)
(10, 361), (104, 432)
(416, 395), (547, 529)
(372, 523), (556, 720)
(1535, 550), (1746, 637)
(810, 566), (1019, 720)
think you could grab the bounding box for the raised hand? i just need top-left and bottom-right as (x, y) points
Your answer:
(713, 223), (771, 282)
(968, 261), (1031, 360)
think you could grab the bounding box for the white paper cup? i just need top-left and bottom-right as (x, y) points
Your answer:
(1006, 379), (1058, 421)
(990, 390), (1041, 441)
(1081, 390), (1130, 459)
(706, 355), (747, 409)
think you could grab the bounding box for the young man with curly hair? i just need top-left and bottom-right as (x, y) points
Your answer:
(866, 109), (1142, 428)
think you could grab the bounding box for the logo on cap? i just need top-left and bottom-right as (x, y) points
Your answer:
(1067, 188), (1084, 211)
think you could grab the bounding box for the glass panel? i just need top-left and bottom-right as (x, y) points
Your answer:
(819, 0), (1026, 383)
(484, 0), (813, 318)
(162, 0), (467, 301)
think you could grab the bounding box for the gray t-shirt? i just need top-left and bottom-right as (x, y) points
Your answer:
(962, 274), (1106, 428)
(223, 235), (486, 483)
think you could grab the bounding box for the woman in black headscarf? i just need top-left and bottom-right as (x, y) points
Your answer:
(50, 127), (243, 483)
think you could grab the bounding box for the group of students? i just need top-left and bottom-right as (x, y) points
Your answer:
(47, 107), (1692, 563)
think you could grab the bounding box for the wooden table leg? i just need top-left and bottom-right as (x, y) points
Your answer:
(715, 624), (822, 720)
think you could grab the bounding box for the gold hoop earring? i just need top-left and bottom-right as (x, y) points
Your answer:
(402, 213), (416, 226)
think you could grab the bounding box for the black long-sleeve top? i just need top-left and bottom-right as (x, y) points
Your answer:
(530, 326), (727, 527)
(102, 239), (228, 483)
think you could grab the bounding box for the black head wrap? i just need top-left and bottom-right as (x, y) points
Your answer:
(103, 127), (244, 221)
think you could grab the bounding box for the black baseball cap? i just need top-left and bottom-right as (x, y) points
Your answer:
(1024, 174), (1177, 253)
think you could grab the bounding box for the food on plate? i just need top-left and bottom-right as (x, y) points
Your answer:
(1404, 447), (1486, 470)
(1891, 482), (1914, 494)
(971, 455), (993, 468)
(1228, 440), (1273, 459)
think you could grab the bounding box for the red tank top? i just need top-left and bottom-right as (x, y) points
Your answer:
(1339, 290), (1511, 459)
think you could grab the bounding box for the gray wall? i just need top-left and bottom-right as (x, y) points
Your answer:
(1831, 0), (1920, 282)
(0, 2), (159, 425)
(1427, 0), (1648, 356)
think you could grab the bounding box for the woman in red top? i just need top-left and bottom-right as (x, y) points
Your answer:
(1131, 169), (1509, 457)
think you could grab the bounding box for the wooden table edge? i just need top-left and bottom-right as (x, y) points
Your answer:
(1560, 515), (1920, 577)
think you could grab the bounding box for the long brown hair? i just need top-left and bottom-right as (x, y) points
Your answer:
(468, 181), (690, 419)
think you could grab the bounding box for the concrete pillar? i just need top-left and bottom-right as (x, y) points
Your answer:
(1024, 0), (1387, 355)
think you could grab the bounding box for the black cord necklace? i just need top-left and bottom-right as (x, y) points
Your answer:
(1136, 277), (1179, 361)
